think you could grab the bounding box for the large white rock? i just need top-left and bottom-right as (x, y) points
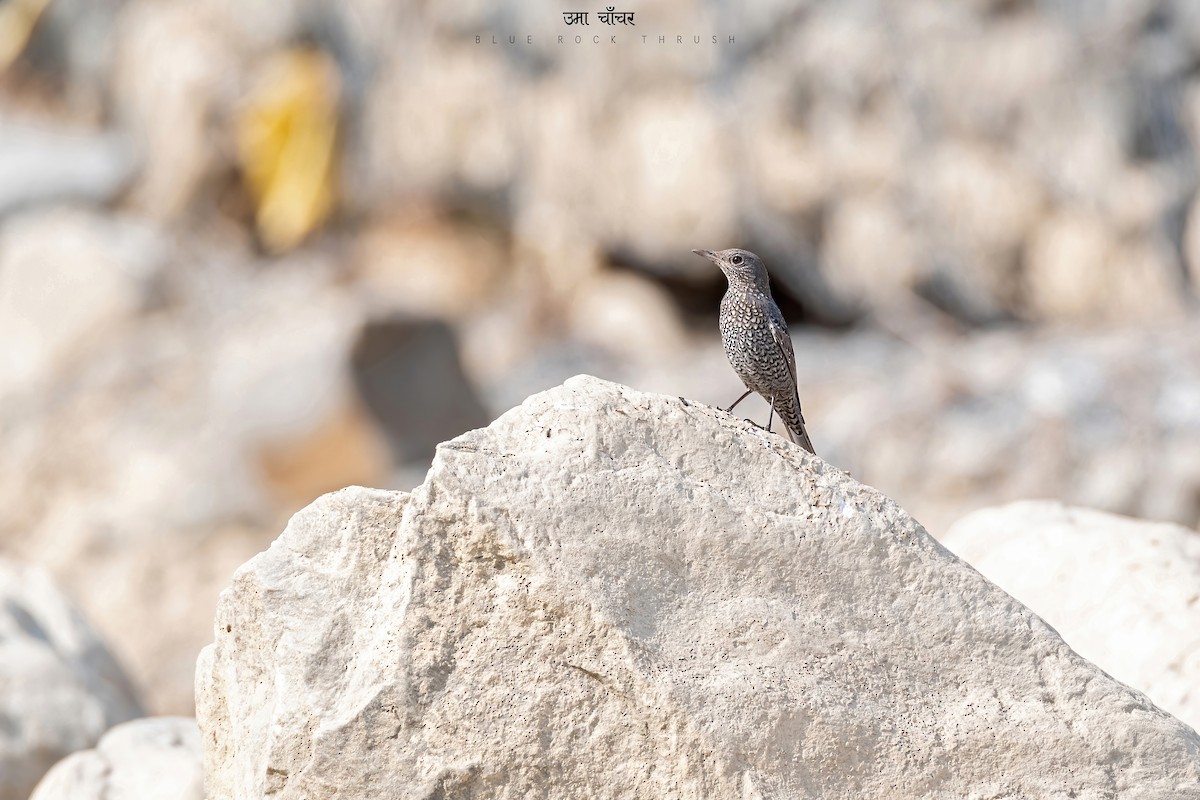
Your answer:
(197, 377), (1200, 799)
(30, 717), (203, 800)
(942, 500), (1200, 733)
(0, 560), (143, 800)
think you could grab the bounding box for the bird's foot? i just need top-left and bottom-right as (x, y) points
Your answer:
(722, 390), (753, 414)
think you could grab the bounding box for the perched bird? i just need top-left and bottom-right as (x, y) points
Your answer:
(692, 247), (816, 454)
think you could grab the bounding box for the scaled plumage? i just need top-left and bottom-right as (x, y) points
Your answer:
(693, 247), (815, 454)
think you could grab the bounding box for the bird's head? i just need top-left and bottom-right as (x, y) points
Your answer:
(691, 247), (770, 291)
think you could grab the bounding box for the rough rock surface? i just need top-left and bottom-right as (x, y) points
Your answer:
(0, 559), (143, 800)
(197, 377), (1200, 798)
(30, 717), (203, 800)
(942, 501), (1200, 734)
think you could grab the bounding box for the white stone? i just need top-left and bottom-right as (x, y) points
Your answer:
(197, 377), (1200, 798)
(942, 500), (1200, 733)
(566, 270), (689, 362)
(920, 140), (1046, 260)
(1025, 209), (1183, 323)
(365, 44), (517, 197)
(113, 2), (234, 219)
(0, 124), (133, 215)
(353, 212), (508, 320)
(30, 717), (203, 800)
(594, 94), (737, 269)
(0, 207), (165, 393)
(0, 559), (142, 800)
(823, 191), (920, 305)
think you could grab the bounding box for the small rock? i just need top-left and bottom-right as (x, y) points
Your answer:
(22, 0), (124, 96)
(924, 142), (1047, 256)
(566, 269), (690, 363)
(0, 124), (133, 216)
(0, 559), (143, 800)
(1181, 190), (1200, 292)
(354, 211), (509, 319)
(742, 110), (828, 216)
(1025, 209), (1183, 323)
(0, 207), (165, 393)
(30, 717), (203, 800)
(822, 191), (921, 306)
(910, 14), (1078, 136)
(364, 44), (517, 198)
(594, 94), (737, 274)
(113, 1), (234, 219)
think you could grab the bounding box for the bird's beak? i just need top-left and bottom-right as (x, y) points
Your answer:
(692, 248), (717, 262)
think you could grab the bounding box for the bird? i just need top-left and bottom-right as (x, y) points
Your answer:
(692, 247), (816, 454)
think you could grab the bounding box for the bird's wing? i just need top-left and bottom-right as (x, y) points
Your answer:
(766, 303), (816, 453)
(766, 306), (799, 395)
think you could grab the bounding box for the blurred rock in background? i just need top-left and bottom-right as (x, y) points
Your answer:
(0, 559), (142, 800)
(0, 0), (1198, 776)
(29, 717), (203, 800)
(351, 315), (491, 467)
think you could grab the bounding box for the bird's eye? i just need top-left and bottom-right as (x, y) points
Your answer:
(731, 254), (744, 265)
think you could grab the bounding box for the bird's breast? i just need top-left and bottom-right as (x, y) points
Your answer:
(719, 292), (770, 334)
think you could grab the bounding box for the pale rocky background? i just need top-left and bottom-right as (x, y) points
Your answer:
(2, 0), (1200, 796)
(943, 501), (1200, 733)
(29, 717), (203, 800)
(0, 559), (142, 800)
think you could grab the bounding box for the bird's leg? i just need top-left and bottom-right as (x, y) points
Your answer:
(723, 389), (752, 414)
(767, 398), (797, 443)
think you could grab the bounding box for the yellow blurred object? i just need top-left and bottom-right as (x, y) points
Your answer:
(0, 0), (52, 73)
(235, 47), (341, 253)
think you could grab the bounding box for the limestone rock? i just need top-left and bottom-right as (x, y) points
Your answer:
(0, 124), (133, 216)
(566, 269), (690, 363)
(364, 44), (517, 198)
(0, 207), (165, 393)
(942, 501), (1200, 733)
(822, 191), (920, 306)
(23, 0), (124, 95)
(197, 377), (1200, 799)
(913, 141), (1045, 312)
(113, 1), (233, 219)
(594, 94), (737, 272)
(1025, 209), (1184, 324)
(0, 559), (143, 800)
(353, 211), (509, 320)
(30, 717), (203, 800)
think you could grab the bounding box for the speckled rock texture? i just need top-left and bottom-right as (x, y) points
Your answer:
(196, 376), (1200, 799)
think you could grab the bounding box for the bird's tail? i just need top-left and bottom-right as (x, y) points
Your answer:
(779, 398), (816, 455)
(787, 418), (816, 455)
